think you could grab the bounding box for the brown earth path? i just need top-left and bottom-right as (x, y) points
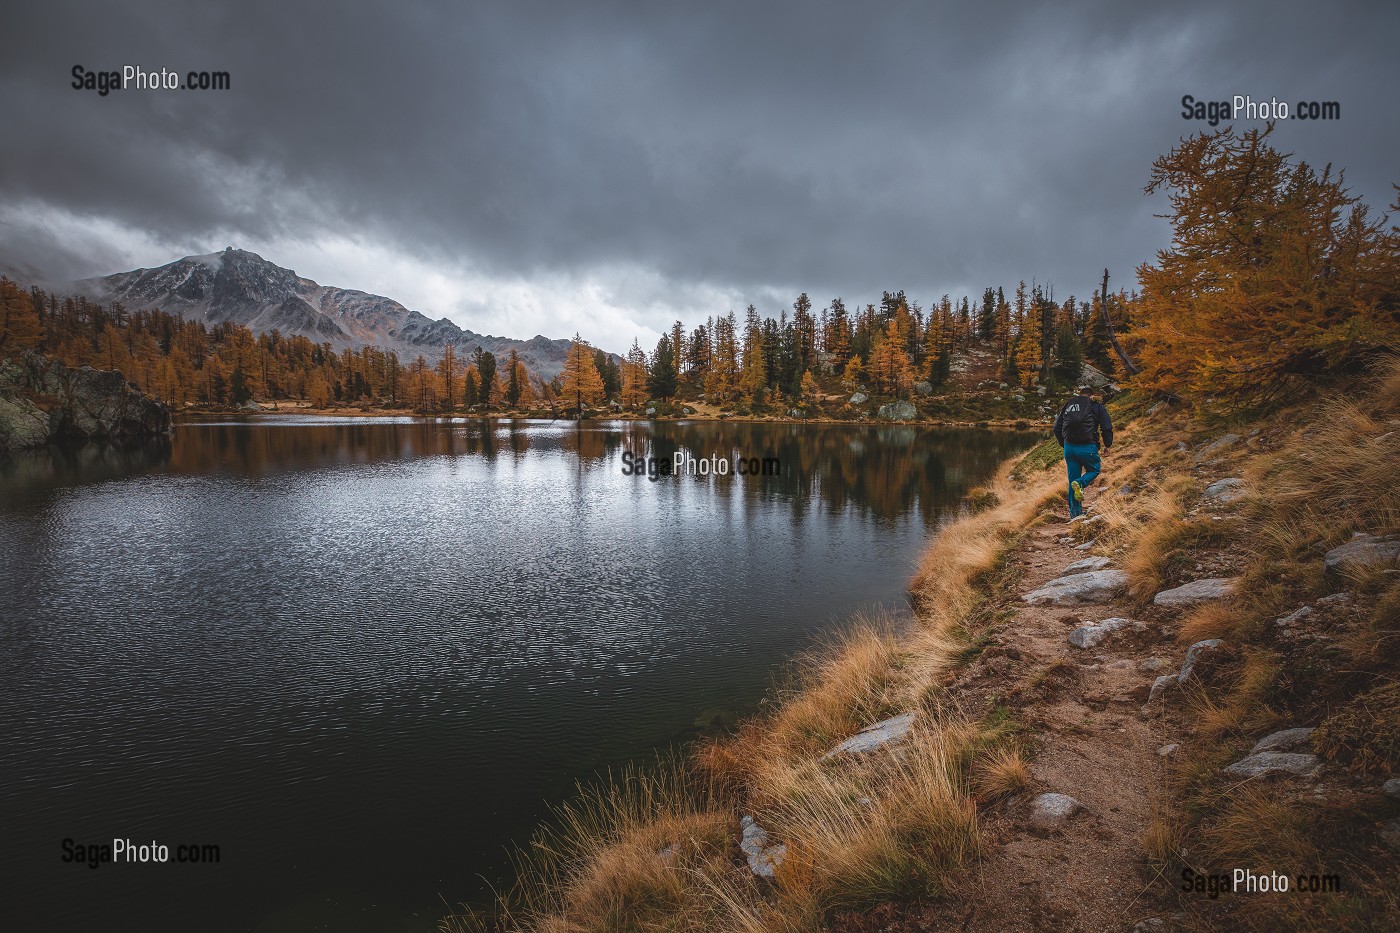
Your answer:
(902, 510), (1185, 933)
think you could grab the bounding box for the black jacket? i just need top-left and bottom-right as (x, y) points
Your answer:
(1053, 394), (1113, 448)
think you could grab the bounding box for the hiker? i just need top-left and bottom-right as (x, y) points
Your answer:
(1053, 383), (1113, 519)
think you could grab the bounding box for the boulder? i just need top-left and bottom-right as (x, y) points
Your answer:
(1178, 639), (1226, 684)
(823, 712), (916, 759)
(1028, 793), (1084, 832)
(1022, 569), (1129, 607)
(1203, 478), (1246, 502)
(645, 406), (657, 416)
(1064, 555), (1113, 573)
(1223, 752), (1321, 779)
(848, 392), (869, 405)
(0, 351), (171, 449)
(1250, 727), (1315, 755)
(1193, 433), (1241, 464)
(1068, 617), (1134, 649)
(1153, 578), (1239, 608)
(876, 400), (918, 422)
(913, 381), (933, 396)
(1148, 674), (1179, 704)
(1324, 533), (1400, 574)
(738, 816), (786, 879)
(1383, 778), (1400, 801)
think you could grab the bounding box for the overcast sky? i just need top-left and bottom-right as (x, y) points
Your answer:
(2, 1), (1395, 352)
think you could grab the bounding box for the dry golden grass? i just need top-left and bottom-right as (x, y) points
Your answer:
(1175, 601), (1240, 644)
(1189, 650), (1281, 742)
(767, 724), (979, 918)
(1197, 785), (1318, 867)
(972, 745), (1031, 801)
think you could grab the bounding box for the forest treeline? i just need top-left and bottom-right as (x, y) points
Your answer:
(3, 126), (1397, 415)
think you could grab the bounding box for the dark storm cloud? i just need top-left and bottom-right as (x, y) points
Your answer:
(1, 0), (1396, 323)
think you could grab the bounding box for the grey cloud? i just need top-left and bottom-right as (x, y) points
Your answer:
(1, 0), (1395, 330)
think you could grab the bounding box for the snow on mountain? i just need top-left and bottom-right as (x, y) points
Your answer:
(81, 247), (585, 379)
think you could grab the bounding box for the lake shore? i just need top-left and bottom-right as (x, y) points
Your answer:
(181, 400), (1046, 429)
(442, 372), (1400, 932)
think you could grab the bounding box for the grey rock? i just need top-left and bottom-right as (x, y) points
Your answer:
(1382, 778), (1400, 801)
(645, 406), (657, 416)
(1028, 792), (1084, 832)
(1316, 592), (1352, 607)
(876, 400), (918, 422)
(0, 351), (171, 450)
(1139, 657), (1166, 672)
(1068, 513), (1105, 526)
(1149, 674), (1179, 703)
(913, 381), (933, 396)
(1158, 744), (1179, 757)
(823, 712), (916, 759)
(1223, 752), (1321, 779)
(738, 816), (786, 879)
(1068, 617), (1133, 649)
(787, 408), (803, 418)
(1203, 478), (1247, 502)
(1274, 606), (1314, 630)
(1250, 727), (1315, 755)
(1022, 569), (1130, 607)
(848, 392), (869, 405)
(1036, 384), (1047, 396)
(1193, 433), (1241, 464)
(1064, 556), (1112, 573)
(1324, 533), (1400, 574)
(1173, 441), (1189, 453)
(1178, 639), (1226, 684)
(1073, 539), (1097, 551)
(1381, 819), (1400, 852)
(1153, 577), (1239, 607)
(1146, 401), (1167, 416)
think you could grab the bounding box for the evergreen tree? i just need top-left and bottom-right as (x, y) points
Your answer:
(647, 333), (678, 399)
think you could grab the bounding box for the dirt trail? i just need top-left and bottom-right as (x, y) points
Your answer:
(913, 512), (1181, 933)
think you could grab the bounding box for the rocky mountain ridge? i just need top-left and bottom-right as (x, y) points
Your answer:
(81, 248), (584, 379)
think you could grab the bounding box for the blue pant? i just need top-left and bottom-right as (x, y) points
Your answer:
(1063, 443), (1101, 517)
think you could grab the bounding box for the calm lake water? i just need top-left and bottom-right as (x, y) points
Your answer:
(0, 417), (1037, 932)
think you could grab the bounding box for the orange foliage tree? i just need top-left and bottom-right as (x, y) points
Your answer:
(1132, 124), (1400, 401)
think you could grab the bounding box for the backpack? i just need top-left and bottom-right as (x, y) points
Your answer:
(1061, 399), (1098, 444)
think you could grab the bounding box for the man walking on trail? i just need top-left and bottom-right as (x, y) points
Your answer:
(1053, 384), (1113, 519)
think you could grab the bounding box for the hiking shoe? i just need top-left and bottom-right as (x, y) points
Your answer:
(1071, 481), (1085, 502)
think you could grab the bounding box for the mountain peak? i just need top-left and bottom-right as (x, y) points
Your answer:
(81, 250), (588, 378)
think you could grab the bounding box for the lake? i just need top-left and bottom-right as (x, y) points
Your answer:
(0, 416), (1038, 932)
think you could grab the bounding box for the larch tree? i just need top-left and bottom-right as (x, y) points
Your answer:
(1133, 124), (1400, 400)
(560, 334), (606, 414)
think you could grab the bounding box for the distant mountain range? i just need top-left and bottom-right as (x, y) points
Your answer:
(80, 248), (588, 379)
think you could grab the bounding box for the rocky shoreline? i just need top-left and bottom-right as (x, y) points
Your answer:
(0, 351), (172, 450)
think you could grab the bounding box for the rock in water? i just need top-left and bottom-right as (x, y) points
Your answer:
(0, 351), (171, 449)
(1152, 578), (1239, 607)
(1022, 569), (1129, 606)
(738, 816), (786, 879)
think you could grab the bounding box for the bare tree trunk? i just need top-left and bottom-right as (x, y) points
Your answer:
(1100, 268), (1141, 377)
